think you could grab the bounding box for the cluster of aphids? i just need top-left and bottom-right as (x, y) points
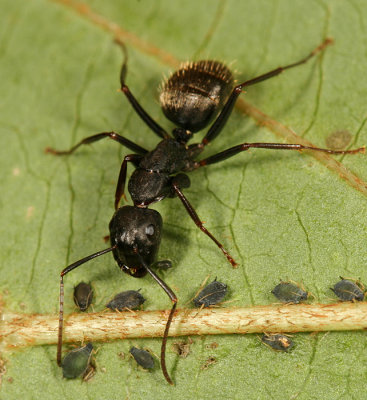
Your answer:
(272, 277), (366, 304)
(64, 276), (365, 379)
(266, 277), (366, 351)
(48, 37), (364, 385)
(62, 278), (227, 379)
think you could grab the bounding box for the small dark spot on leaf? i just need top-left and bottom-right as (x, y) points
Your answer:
(201, 356), (217, 370)
(325, 130), (352, 150)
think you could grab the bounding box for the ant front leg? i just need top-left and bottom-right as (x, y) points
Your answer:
(134, 250), (177, 386)
(114, 154), (142, 210)
(199, 38), (333, 148)
(171, 177), (237, 268)
(46, 132), (148, 156)
(57, 246), (116, 366)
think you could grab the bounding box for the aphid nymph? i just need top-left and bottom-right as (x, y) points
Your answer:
(331, 278), (365, 302)
(106, 289), (146, 311)
(73, 282), (93, 312)
(271, 281), (308, 304)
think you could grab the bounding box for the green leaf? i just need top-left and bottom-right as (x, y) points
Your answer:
(1, 0), (367, 399)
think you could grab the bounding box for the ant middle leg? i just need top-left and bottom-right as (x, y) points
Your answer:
(45, 132), (148, 156)
(199, 38), (333, 148)
(134, 250), (177, 386)
(194, 142), (365, 168)
(171, 181), (237, 268)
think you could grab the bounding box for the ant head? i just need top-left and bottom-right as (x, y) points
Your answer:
(109, 206), (163, 276)
(172, 128), (193, 144)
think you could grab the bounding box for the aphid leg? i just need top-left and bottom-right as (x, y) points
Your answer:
(114, 154), (143, 210)
(46, 132), (148, 156)
(193, 303), (205, 318)
(135, 251), (177, 385)
(171, 183), (237, 268)
(195, 142), (365, 169)
(115, 39), (170, 140)
(184, 275), (210, 307)
(57, 246), (116, 366)
(200, 38), (333, 147)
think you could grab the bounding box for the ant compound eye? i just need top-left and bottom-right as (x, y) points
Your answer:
(145, 224), (155, 236)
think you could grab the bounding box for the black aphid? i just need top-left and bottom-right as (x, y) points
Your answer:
(73, 282), (93, 312)
(106, 290), (146, 311)
(130, 346), (155, 369)
(261, 334), (294, 352)
(271, 281), (308, 304)
(62, 343), (93, 379)
(193, 279), (227, 307)
(331, 278), (365, 302)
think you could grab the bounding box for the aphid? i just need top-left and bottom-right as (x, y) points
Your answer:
(193, 279), (228, 307)
(129, 347), (155, 370)
(62, 343), (93, 379)
(106, 289), (146, 311)
(47, 38), (364, 385)
(271, 281), (308, 304)
(261, 334), (294, 352)
(73, 282), (93, 312)
(331, 278), (365, 302)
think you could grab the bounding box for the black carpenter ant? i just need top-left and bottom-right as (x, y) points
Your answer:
(47, 38), (364, 385)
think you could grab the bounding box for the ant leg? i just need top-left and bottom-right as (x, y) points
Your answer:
(46, 132), (148, 156)
(57, 246), (116, 366)
(115, 154), (142, 210)
(194, 142), (365, 168)
(134, 250), (177, 386)
(200, 38), (333, 147)
(171, 182), (237, 268)
(116, 40), (170, 140)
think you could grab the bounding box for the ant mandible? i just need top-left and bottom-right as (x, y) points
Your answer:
(47, 38), (364, 385)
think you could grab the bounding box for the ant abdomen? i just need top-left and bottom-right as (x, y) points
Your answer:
(160, 60), (234, 133)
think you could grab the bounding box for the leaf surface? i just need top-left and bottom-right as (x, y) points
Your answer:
(1, 0), (367, 399)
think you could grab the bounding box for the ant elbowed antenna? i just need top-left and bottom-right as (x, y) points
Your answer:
(47, 38), (364, 385)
